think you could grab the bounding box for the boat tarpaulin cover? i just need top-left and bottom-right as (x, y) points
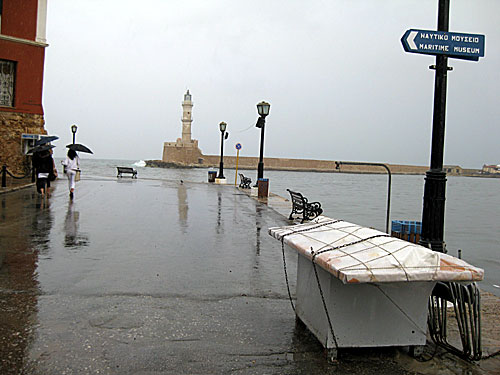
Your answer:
(269, 216), (484, 284)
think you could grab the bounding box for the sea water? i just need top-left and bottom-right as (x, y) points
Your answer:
(62, 158), (500, 296)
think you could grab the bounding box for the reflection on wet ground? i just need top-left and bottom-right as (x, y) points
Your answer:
(64, 201), (89, 248)
(0, 179), (497, 374)
(0, 192), (44, 373)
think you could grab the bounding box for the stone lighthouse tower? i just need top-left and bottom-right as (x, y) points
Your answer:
(181, 90), (193, 143)
(162, 90), (203, 165)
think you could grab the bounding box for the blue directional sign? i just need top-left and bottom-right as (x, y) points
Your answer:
(401, 29), (485, 61)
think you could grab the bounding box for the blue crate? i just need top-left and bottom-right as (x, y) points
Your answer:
(391, 220), (422, 234)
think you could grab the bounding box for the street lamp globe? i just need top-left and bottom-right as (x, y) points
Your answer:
(256, 101), (270, 117)
(71, 124), (78, 134)
(219, 121), (227, 132)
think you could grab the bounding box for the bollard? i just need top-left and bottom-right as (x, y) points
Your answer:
(1, 165), (6, 188)
(257, 178), (269, 198)
(208, 171), (217, 183)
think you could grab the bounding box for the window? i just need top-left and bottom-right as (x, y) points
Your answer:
(0, 60), (16, 107)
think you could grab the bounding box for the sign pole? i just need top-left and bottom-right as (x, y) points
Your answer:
(420, 0), (450, 253)
(234, 143), (242, 186)
(235, 149), (240, 186)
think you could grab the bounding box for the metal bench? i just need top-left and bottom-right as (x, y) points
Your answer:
(287, 189), (323, 223)
(239, 173), (252, 189)
(117, 166), (137, 178)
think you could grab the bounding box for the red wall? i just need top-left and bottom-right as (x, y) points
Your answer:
(0, 39), (45, 115)
(2, 0), (39, 41)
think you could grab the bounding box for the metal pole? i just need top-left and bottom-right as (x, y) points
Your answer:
(218, 131), (225, 179)
(420, 0), (450, 253)
(72, 132), (76, 144)
(257, 120), (265, 180)
(336, 161), (392, 234)
(234, 149), (240, 186)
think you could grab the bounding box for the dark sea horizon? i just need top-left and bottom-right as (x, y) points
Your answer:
(55, 157), (500, 297)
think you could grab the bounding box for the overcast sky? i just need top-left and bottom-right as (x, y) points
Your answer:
(43, 0), (499, 168)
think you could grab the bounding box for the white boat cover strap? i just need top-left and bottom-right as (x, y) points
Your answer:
(269, 215), (484, 284)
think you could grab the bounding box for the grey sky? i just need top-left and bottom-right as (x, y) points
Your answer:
(44, 0), (499, 168)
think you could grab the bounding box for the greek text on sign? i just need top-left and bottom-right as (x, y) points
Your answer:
(401, 29), (485, 61)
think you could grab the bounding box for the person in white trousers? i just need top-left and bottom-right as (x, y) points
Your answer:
(62, 149), (80, 199)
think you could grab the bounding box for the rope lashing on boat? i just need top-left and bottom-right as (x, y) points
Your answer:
(370, 283), (428, 337)
(279, 219), (492, 362)
(280, 219), (342, 312)
(280, 219), (396, 352)
(311, 233), (393, 351)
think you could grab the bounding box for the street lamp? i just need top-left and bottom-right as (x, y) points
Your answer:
(256, 101), (270, 181)
(71, 124), (78, 144)
(218, 121), (228, 179)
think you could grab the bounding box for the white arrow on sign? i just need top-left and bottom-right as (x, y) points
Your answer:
(408, 30), (418, 50)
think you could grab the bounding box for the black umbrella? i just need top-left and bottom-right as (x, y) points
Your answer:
(35, 135), (59, 146)
(27, 144), (56, 154)
(66, 143), (93, 154)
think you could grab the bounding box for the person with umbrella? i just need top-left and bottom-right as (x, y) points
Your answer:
(62, 149), (80, 199)
(31, 144), (57, 197)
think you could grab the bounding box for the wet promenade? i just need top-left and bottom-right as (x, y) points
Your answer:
(0, 177), (498, 374)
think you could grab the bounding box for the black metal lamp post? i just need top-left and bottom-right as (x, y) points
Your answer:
(71, 124), (78, 144)
(419, 0), (450, 253)
(256, 101), (270, 181)
(217, 121), (228, 179)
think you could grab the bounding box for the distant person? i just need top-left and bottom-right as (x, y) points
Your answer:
(62, 149), (80, 199)
(32, 150), (56, 196)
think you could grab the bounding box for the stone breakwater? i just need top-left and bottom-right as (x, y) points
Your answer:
(146, 157), (483, 176)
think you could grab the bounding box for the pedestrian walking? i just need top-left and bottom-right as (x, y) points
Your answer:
(32, 149), (56, 196)
(62, 149), (80, 199)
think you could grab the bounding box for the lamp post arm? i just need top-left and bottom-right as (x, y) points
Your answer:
(336, 161), (392, 234)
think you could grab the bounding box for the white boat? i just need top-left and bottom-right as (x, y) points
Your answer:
(269, 216), (483, 359)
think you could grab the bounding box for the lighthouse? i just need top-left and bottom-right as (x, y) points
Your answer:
(162, 90), (203, 165)
(181, 90), (193, 143)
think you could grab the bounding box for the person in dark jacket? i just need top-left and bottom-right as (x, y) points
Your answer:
(32, 150), (56, 196)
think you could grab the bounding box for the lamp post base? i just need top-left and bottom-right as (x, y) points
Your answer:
(420, 170), (447, 253)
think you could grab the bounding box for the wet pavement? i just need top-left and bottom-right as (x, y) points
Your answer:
(0, 177), (498, 374)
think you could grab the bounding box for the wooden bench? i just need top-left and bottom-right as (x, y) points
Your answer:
(239, 173), (252, 189)
(117, 166), (137, 178)
(287, 189), (323, 223)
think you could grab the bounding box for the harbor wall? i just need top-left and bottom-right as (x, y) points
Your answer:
(148, 155), (435, 175)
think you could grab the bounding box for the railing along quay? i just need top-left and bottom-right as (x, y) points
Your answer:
(1, 165), (34, 188)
